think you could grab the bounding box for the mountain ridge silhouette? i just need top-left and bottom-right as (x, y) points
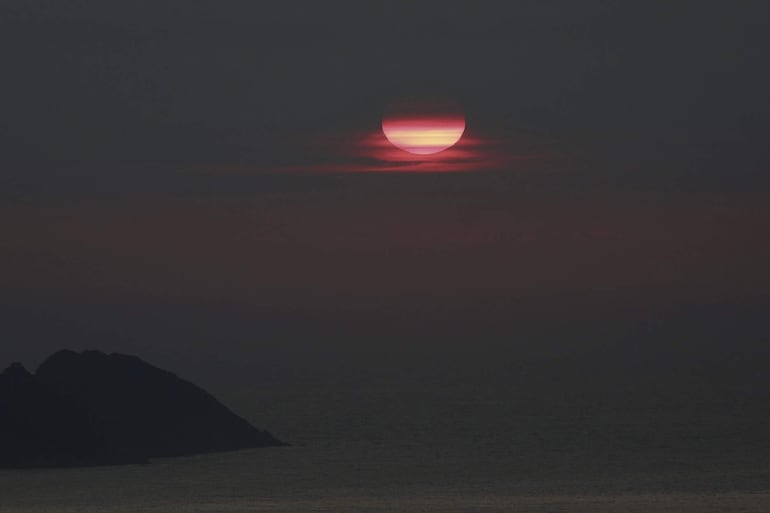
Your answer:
(0, 350), (286, 468)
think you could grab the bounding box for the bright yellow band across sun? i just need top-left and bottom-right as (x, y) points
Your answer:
(381, 120), (466, 155)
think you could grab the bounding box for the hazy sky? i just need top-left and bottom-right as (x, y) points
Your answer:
(1, 2), (768, 370)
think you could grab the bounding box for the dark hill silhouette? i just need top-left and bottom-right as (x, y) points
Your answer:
(0, 362), (147, 468)
(0, 350), (285, 468)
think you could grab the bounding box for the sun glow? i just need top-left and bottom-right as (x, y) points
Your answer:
(381, 99), (466, 155)
(381, 120), (466, 155)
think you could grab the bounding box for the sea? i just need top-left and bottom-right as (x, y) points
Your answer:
(3, 336), (770, 512)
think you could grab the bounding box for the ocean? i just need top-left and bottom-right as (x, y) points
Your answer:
(3, 361), (770, 513)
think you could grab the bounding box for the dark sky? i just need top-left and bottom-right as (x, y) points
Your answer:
(1, 2), (769, 374)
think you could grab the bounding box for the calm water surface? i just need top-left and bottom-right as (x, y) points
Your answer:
(3, 367), (770, 512)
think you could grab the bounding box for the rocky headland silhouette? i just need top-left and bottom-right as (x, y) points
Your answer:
(0, 350), (286, 468)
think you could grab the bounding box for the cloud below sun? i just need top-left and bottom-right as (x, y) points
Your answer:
(231, 125), (569, 176)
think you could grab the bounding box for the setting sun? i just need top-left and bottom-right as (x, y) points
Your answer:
(382, 118), (466, 155)
(381, 99), (466, 155)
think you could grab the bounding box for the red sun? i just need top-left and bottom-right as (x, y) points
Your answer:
(382, 99), (466, 155)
